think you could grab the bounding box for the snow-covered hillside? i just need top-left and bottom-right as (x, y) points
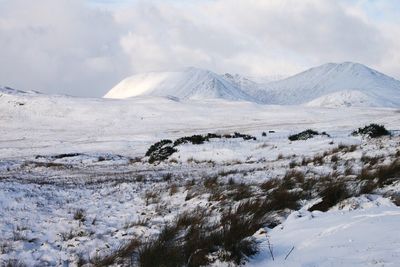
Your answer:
(106, 62), (400, 107)
(1, 85), (400, 266)
(1, 86), (399, 159)
(104, 67), (256, 102)
(304, 90), (391, 108)
(257, 62), (400, 106)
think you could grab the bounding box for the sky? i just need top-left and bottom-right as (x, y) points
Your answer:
(0, 0), (399, 97)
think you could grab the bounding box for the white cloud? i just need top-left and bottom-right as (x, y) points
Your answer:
(0, 0), (399, 96)
(0, 0), (130, 96)
(116, 0), (393, 76)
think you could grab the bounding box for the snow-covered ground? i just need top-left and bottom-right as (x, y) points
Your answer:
(1, 88), (399, 160)
(252, 202), (400, 267)
(0, 88), (399, 266)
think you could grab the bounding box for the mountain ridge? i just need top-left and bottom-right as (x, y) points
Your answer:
(104, 67), (257, 102)
(104, 62), (400, 107)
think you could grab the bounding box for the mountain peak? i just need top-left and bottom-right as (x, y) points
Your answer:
(104, 68), (256, 102)
(317, 61), (377, 74)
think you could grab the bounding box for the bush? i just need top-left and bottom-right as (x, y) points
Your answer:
(219, 206), (261, 264)
(375, 159), (400, 186)
(229, 183), (253, 201)
(137, 201), (268, 267)
(145, 139), (177, 163)
(174, 135), (208, 146)
(91, 238), (141, 266)
(233, 132), (257, 141)
(288, 129), (328, 141)
(260, 178), (280, 192)
(146, 133), (256, 163)
(352, 124), (390, 138)
(267, 188), (301, 211)
(145, 139), (173, 157)
(309, 181), (350, 212)
(357, 159), (400, 186)
(73, 209), (86, 222)
(139, 225), (183, 267)
(203, 176), (218, 189)
(149, 146), (177, 164)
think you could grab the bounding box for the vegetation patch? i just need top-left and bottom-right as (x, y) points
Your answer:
(145, 139), (177, 164)
(146, 132), (256, 163)
(138, 205), (263, 267)
(288, 129), (330, 141)
(308, 181), (350, 212)
(352, 123), (390, 138)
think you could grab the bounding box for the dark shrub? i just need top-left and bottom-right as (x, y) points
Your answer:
(146, 139), (177, 163)
(390, 194), (400, 206)
(91, 238), (141, 266)
(206, 133), (222, 139)
(230, 183), (253, 201)
(357, 159), (400, 186)
(283, 170), (305, 186)
(233, 132), (257, 141)
(146, 132), (256, 162)
(260, 178), (280, 192)
(219, 201), (266, 264)
(162, 173), (172, 182)
(138, 225), (183, 267)
(267, 188), (301, 211)
(352, 124), (390, 138)
(359, 180), (377, 194)
(203, 176), (218, 189)
(51, 153), (83, 159)
(361, 155), (380, 166)
(288, 129), (324, 141)
(309, 181), (350, 212)
(375, 159), (400, 186)
(289, 160), (297, 168)
(148, 146), (177, 164)
(145, 139), (173, 157)
(262, 132), (267, 137)
(138, 205), (264, 267)
(73, 209), (86, 222)
(174, 135), (208, 146)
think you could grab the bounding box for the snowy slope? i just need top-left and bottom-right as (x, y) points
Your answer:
(304, 90), (396, 107)
(254, 62), (400, 106)
(104, 67), (256, 102)
(251, 202), (400, 267)
(1, 83), (400, 266)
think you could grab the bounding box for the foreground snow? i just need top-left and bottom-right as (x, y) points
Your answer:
(252, 202), (400, 267)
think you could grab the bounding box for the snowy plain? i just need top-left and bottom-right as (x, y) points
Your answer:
(0, 86), (400, 266)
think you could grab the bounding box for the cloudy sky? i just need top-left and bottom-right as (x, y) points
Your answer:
(0, 0), (399, 97)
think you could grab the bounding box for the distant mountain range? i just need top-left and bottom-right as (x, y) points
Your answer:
(104, 62), (400, 107)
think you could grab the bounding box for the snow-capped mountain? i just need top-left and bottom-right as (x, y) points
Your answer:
(0, 86), (39, 96)
(105, 62), (400, 107)
(254, 62), (400, 107)
(104, 67), (257, 102)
